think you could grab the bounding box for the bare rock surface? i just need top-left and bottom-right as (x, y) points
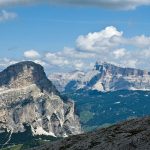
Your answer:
(0, 61), (81, 137)
(49, 62), (150, 92)
(31, 116), (150, 150)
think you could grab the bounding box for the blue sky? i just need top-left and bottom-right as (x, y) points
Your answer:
(0, 1), (150, 73)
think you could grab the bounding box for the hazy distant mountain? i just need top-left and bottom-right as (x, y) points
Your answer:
(49, 70), (85, 92)
(49, 62), (150, 92)
(0, 61), (81, 146)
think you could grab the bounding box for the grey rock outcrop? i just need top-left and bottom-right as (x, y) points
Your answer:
(31, 116), (150, 150)
(49, 62), (150, 92)
(0, 61), (81, 137)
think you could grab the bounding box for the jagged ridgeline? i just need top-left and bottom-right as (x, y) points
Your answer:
(0, 61), (81, 148)
(49, 62), (150, 92)
(49, 61), (150, 132)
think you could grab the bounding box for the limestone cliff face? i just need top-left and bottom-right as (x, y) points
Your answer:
(0, 61), (81, 137)
(49, 62), (150, 92)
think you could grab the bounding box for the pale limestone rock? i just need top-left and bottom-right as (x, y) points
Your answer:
(0, 61), (81, 137)
(49, 62), (150, 92)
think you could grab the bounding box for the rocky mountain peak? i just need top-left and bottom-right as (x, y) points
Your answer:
(0, 61), (58, 94)
(0, 61), (45, 86)
(50, 61), (150, 92)
(94, 61), (149, 76)
(94, 61), (117, 72)
(0, 61), (81, 137)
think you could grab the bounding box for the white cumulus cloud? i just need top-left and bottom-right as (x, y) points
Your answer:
(24, 50), (40, 59)
(76, 26), (123, 52)
(76, 26), (150, 53)
(2, 26), (150, 72)
(129, 35), (150, 48)
(45, 52), (69, 67)
(113, 48), (126, 59)
(22, 26), (150, 71)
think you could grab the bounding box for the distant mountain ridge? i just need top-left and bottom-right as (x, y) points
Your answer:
(49, 70), (85, 92)
(49, 62), (150, 92)
(0, 61), (81, 142)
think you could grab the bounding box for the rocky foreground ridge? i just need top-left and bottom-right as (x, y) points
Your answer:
(49, 62), (150, 92)
(0, 61), (81, 137)
(31, 116), (150, 150)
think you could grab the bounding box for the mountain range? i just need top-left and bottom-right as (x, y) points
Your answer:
(0, 61), (81, 148)
(2, 61), (150, 149)
(49, 62), (150, 92)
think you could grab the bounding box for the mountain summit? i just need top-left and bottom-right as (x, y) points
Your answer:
(0, 61), (58, 94)
(0, 61), (81, 138)
(49, 62), (150, 92)
(94, 61), (149, 77)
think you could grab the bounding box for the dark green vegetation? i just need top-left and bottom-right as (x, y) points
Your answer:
(65, 90), (150, 131)
(0, 134), (59, 150)
(2, 90), (150, 149)
(0, 125), (60, 150)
